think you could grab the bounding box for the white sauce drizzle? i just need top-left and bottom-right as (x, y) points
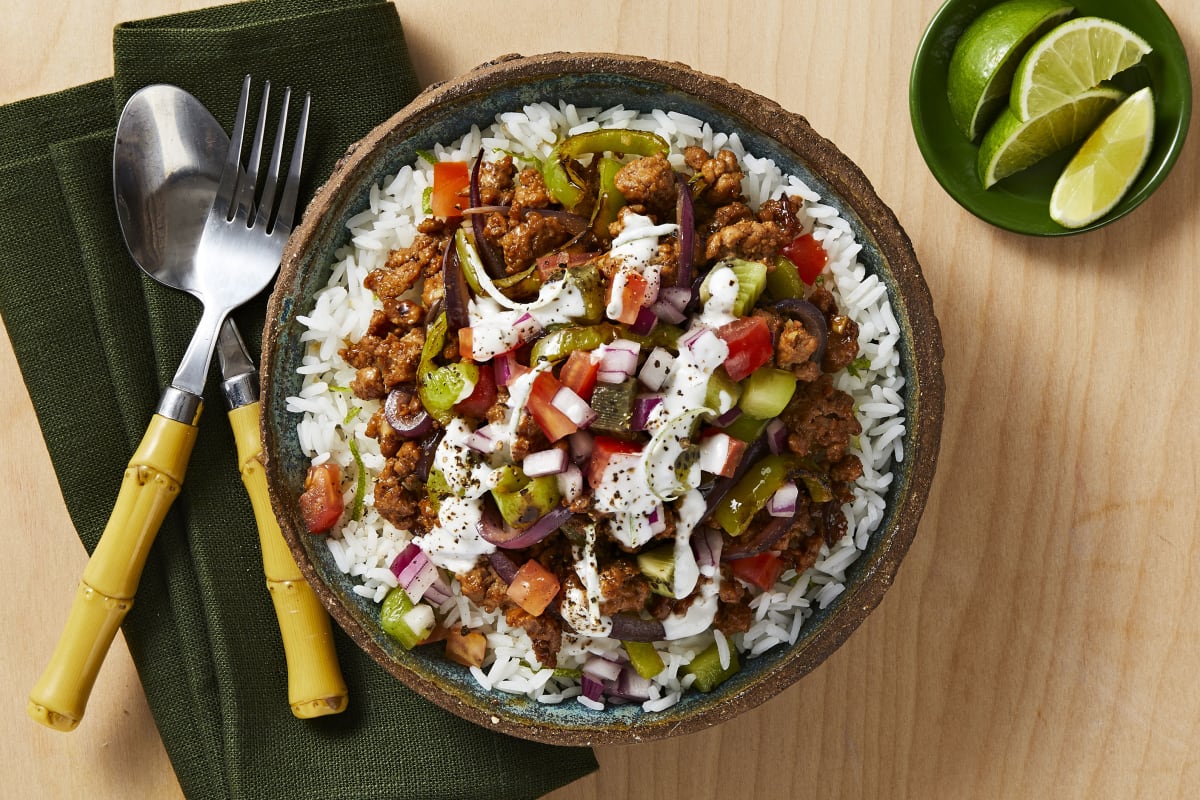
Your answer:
(671, 489), (705, 599)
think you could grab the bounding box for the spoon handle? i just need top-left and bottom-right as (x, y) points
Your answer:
(229, 402), (349, 717)
(28, 412), (198, 731)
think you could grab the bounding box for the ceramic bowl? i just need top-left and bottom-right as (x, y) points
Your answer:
(910, 0), (1192, 236)
(261, 52), (944, 745)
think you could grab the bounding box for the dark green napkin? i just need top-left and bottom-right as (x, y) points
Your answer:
(0, 1), (597, 798)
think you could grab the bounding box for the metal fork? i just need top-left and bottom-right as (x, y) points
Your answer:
(28, 77), (341, 732)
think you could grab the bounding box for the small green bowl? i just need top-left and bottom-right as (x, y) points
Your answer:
(910, 0), (1192, 235)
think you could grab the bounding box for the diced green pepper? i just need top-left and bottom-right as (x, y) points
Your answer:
(683, 639), (740, 692)
(623, 640), (666, 679)
(704, 367), (742, 414)
(737, 367), (797, 419)
(590, 379), (637, 434)
(531, 323), (682, 363)
(426, 467), (453, 514)
(421, 362), (478, 419)
(491, 464), (528, 494)
(380, 587), (435, 650)
(542, 129), (670, 209)
(721, 413), (769, 443)
(712, 454), (798, 537)
(591, 156), (625, 237)
(562, 264), (607, 325)
(767, 255), (806, 300)
(456, 227), (543, 300)
(492, 474), (561, 530)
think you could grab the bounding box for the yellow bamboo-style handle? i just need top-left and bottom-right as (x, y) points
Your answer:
(28, 413), (198, 732)
(229, 403), (348, 718)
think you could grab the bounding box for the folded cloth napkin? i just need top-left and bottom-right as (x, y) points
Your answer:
(0, 1), (597, 798)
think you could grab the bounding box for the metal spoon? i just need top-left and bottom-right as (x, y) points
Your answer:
(27, 85), (346, 731)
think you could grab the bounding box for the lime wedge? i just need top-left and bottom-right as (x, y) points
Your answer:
(1050, 87), (1155, 228)
(947, 0), (1076, 141)
(1011, 17), (1152, 120)
(977, 86), (1125, 188)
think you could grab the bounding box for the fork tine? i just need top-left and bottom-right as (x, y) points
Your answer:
(234, 81), (271, 221)
(271, 91), (310, 234)
(214, 75), (251, 219)
(254, 86), (291, 230)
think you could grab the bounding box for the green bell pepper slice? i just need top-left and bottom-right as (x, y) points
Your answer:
(417, 312), (478, 422)
(542, 129), (670, 210)
(591, 156), (625, 237)
(530, 323), (682, 363)
(712, 454), (799, 537)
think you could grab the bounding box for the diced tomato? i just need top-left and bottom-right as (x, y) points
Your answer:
(506, 560), (561, 616)
(298, 463), (343, 534)
(730, 552), (785, 592)
(453, 360), (496, 419)
(558, 349), (601, 402)
(780, 233), (828, 285)
(457, 326), (474, 361)
(586, 435), (642, 488)
(444, 628), (487, 667)
(526, 372), (578, 442)
(715, 316), (774, 381)
(432, 161), (470, 217)
(606, 271), (648, 325)
(698, 431), (748, 477)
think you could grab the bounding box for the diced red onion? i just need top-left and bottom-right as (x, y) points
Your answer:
(488, 550), (519, 583)
(765, 418), (788, 454)
(493, 351), (528, 387)
(610, 667), (653, 701)
(660, 286), (692, 314)
(523, 447), (568, 477)
(637, 347), (673, 391)
(580, 674), (605, 702)
(384, 388), (434, 439)
(582, 655), (623, 683)
(609, 614), (666, 642)
(568, 430), (593, 465)
(465, 424), (502, 454)
(631, 394), (664, 431)
(650, 299), (686, 325)
(629, 305), (658, 336)
(551, 386), (596, 428)
(556, 463), (584, 502)
(389, 542), (422, 579)
(389, 544), (442, 604)
(647, 503), (666, 535)
(599, 340), (640, 377)
(479, 504), (572, 550)
(675, 173), (695, 286)
(714, 406), (742, 428)
(692, 526), (720, 570)
(597, 369), (630, 385)
(767, 481), (798, 517)
(424, 577), (453, 606)
(678, 326), (707, 350)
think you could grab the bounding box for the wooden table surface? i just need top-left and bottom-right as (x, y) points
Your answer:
(2, 1), (1197, 798)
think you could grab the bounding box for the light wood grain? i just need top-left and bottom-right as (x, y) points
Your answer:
(2, 1), (1198, 798)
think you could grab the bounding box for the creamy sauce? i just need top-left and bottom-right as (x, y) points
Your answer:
(572, 522), (602, 622)
(559, 583), (613, 637)
(661, 572), (721, 639)
(671, 489), (705, 599)
(697, 265), (739, 328)
(414, 495), (493, 574)
(434, 418), (493, 499)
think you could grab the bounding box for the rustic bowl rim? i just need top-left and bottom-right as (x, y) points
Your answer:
(261, 51), (945, 746)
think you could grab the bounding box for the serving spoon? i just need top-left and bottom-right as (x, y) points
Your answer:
(27, 85), (346, 730)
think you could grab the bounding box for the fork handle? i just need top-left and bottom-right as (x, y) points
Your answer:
(28, 413), (198, 732)
(229, 403), (348, 718)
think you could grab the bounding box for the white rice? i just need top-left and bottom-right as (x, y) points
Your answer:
(287, 101), (906, 712)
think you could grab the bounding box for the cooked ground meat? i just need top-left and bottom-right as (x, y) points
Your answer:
(776, 319), (823, 382)
(822, 313), (860, 373)
(509, 406), (549, 462)
(373, 444), (424, 531)
(478, 155), (516, 206)
(381, 298), (425, 330)
(755, 195), (803, 237)
(784, 532), (826, 575)
(598, 559), (652, 615)
(782, 374), (862, 465)
(368, 232), (447, 306)
(340, 325), (426, 391)
(713, 600), (755, 634)
(684, 146), (744, 206)
(511, 168), (553, 214)
(499, 211), (573, 273)
(505, 605), (563, 668)
(613, 152), (677, 221)
(704, 217), (789, 262)
(704, 201), (755, 236)
(350, 366), (386, 400)
(457, 563), (509, 612)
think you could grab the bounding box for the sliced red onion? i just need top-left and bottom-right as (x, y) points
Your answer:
(650, 299), (686, 325)
(765, 417), (789, 454)
(631, 394), (664, 431)
(551, 386), (596, 428)
(722, 511), (795, 560)
(609, 614), (666, 642)
(582, 655), (623, 683)
(581, 674), (605, 702)
(465, 424), (502, 454)
(523, 447), (569, 477)
(675, 173), (695, 286)
(556, 463), (584, 502)
(714, 406), (742, 428)
(629, 305), (658, 336)
(389, 542), (422, 579)
(479, 504), (572, 550)
(468, 149), (507, 279)
(440, 219), (470, 331)
(489, 550), (520, 583)
(384, 388), (434, 439)
(567, 430), (593, 465)
(767, 481), (798, 517)
(414, 427), (445, 483)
